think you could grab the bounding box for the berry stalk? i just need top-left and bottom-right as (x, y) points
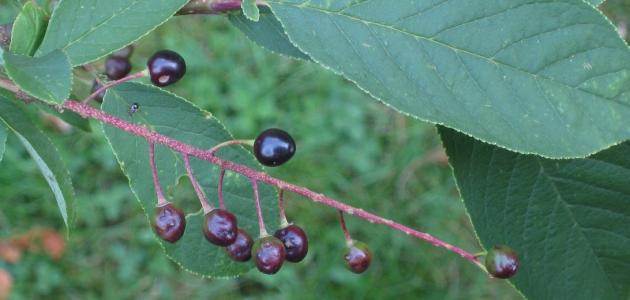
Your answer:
(82, 70), (147, 104)
(250, 179), (268, 237)
(182, 154), (213, 213)
(148, 143), (168, 206)
(278, 189), (289, 227)
(208, 139), (254, 156)
(338, 210), (353, 246)
(218, 168), (226, 209)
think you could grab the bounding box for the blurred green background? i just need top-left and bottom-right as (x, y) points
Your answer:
(1, 1), (628, 299)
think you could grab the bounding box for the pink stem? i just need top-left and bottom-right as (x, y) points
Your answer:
(278, 189), (288, 226)
(60, 99), (480, 265)
(182, 153), (213, 213)
(218, 168), (226, 209)
(149, 143), (168, 206)
(338, 210), (352, 245)
(82, 70), (146, 104)
(250, 179), (267, 237)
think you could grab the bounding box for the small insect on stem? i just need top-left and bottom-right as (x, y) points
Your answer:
(129, 102), (140, 116)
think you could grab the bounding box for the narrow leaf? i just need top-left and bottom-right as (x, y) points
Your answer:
(229, 7), (309, 60)
(269, 0), (630, 158)
(37, 0), (189, 66)
(439, 126), (630, 299)
(3, 50), (71, 104)
(102, 83), (278, 277)
(242, 0), (260, 22)
(0, 93), (75, 229)
(10, 2), (47, 56)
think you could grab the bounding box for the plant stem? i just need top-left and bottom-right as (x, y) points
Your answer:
(250, 179), (267, 237)
(207, 139), (254, 156)
(278, 189), (289, 227)
(177, 0), (267, 15)
(338, 210), (353, 247)
(149, 143), (168, 206)
(182, 154), (213, 213)
(218, 167), (226, 209)
(82, 70), (147, 104)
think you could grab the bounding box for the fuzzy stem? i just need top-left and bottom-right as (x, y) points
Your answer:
(82, 70), (147, 104)
(338, 210), (353, 246)
(278, 189), (289, 227)
(250, 179), (267, 237)
(182, 153), (213, 213)
(218, 167), (226, 209)
(149, 143), (168, 206)
(207, 139), (254, 156)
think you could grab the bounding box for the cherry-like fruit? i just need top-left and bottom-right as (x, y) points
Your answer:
(105, 57), (132, 80)
(203, 209), (238, 246)
(253, 128), (296, 167)
(274, 224), (308, 262)
(153, 203), (186, 243)
(225, 229), (253, 262)
(344, 241), (372, 274)
(485, 245), (519, 279)
(147, 50), (186, 87)
(253, 236), (286, 274)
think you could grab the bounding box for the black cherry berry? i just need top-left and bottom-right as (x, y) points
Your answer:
(253, 128), (296, 167)
(153, 203), (186, 243)
(147, 50), (186, 87)
(485, 245), (519, 279)
(274, 224), (308, 262)
(225, 229), (253, 262)
(105, 56), (132, 80)
(203, 209), (238, 246)
(344, 241), (372, 274)
(253, 236), (286, 274)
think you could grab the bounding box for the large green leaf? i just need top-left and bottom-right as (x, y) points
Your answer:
(10, 1), (47, 56)
(268, 0), (630, 158)
(37, 0), (189, 66)
(0, 92), (75, 229)
(439, 127), (630, 299)
(102, 83), (278, 277)
(229, 7), (309, 60)
(0, 122), (6, 162)
(3, 50), (71, 104)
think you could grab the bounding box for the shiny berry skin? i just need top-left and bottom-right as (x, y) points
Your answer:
(274, 224), (308, 262)
(344, 241), (372, 274)
(225, 229), (253, 262)
(91, 80), (105, 103)
(111, 45), (134, 59)
(105, 57), (132, 80)
(147, 50), (186, 87)
(485, 245), (519, 279)
(253, 128), (296, 167)
(253, 236), (286, 274)
(153, 203), (186, 243)
(203, 209), (238, 246)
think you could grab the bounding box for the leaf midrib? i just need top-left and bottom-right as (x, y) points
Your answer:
(269, 0), (630, 109)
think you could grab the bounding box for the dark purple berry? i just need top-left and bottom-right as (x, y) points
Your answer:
(225, 229), (253, 262)
(111, 45), (134, 59)
(105, 57), (132, 80)
(344, 241), (371, 274)
(91, 80), (105, 103)
(203, 209), (238, 246)
(274, 224), (308, 262)
(485, 245), (519, 279)
(147, 50), (186, 87)
(253, 128), (296, 167)
(153, 203), (186, 243)
(253, 236), (285, 274)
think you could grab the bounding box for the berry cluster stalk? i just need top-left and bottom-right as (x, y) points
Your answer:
(149, 143), (168, 206)
(182, 154), (213, 213)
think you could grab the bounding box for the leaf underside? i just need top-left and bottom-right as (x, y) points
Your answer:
(102, 83), (278, 277)
(268, 0), (630, 158)
(439, 127), (630, 300)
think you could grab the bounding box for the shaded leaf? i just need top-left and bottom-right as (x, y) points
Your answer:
(0, 93), (75, 230)
(37, 0), (189, 66)
(439, 126), (630, 299)
(0, 122), (6, 162)
(102, 83), (278, 277)
(10, 2), (47, 56)
(269, 0), (630, 158)
(3, 50), (71, 104)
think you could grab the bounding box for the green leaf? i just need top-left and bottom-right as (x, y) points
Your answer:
(37, 0), (189, 66)
(269, 0), (630, 158)
(102, 83), (278, 277)
(588, 0), (605, 6)
(241, 0), (260, 22)
(0, 93), (75, 229)
(439, 126), (630, 299)
(229, 7), (309, 60)
(3, 50), (71, 104)
(10, 1), (47, 56)
(36, 100), (91, 132)
(0, 122), (7, 162)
